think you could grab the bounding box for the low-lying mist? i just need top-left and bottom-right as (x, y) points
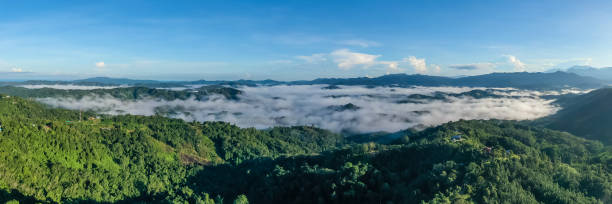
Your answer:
(37, 85), (562, 133)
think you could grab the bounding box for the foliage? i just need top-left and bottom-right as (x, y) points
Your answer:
(0, 95), (610, 203)
(0, 85), (242, 101)
(545, 88), (612, 144)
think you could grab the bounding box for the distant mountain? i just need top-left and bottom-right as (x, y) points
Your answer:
(545, 88), (612, 144)
(453, 71), (604, 90)
(75, 77), (162, 85)
(301, 72), (605, 90)
(5, 71), (606, 90)
(298, 74), (453, 86)
(564, 66), (612, 82)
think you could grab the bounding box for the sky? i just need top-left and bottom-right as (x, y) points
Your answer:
(1, 0), (612, 81)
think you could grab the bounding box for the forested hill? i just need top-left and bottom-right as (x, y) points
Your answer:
(545, 88), (612, 144)
(0, 85), (243, 101)
(0, 95), (345, 203)
(300, 71), (604, 90)
(1, 95), (611, 203)
(2, 71), (606, 90)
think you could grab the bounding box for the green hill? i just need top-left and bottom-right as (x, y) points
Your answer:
(0, 95), (344, 203)
(545, 88), (612, 144)
(0, 85), (243, 101)
(0, 95), (610, 203)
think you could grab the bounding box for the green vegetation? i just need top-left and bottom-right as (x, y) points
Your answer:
(0, 85), (242, 101)
(0, 95), (342, 203)
(545, 88), (612, 144)
(0, 94), (611, 203)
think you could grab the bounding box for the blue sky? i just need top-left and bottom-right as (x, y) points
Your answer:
(1, 0), (612, 81)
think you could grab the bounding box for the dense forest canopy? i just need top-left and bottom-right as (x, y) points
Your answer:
(0, 94), (611, 203)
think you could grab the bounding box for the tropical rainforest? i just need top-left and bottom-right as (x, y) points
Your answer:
(0, 93), (611, 203)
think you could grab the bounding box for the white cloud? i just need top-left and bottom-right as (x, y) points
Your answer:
(584, 58), (593, 66)
(95, 61), (106, 68)
(380, 61), (400, 71)
(405, 56), (427, 74)
(339, 39), (381, 48)
(432, 64), (441, 73)
(11, 67), (23, 72)
(505, 55), (525, 71)
(296, 53), (327, 63)
(329, 49), (400, 71)
(330, 49), (380, 70)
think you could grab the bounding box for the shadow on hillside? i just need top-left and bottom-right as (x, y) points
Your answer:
(1, 189), (40, 203)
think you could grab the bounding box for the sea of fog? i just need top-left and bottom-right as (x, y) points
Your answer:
(34, 85), (575, 133)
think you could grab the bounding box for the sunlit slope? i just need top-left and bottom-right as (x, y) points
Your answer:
(0, 95), (344, 202)
(0, 95), (610, 203)
(190, 120), (612, 203)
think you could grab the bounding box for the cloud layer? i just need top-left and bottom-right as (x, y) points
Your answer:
(35, 85), (561, 133)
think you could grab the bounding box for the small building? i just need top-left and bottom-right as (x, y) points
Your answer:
(451, 135), (463, 142)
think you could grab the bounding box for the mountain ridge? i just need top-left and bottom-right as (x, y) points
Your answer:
(544, 88), (612, 144)
(1, 71), (605, 90)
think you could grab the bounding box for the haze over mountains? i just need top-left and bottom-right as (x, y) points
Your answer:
(1, 70), (607, 90)
(549, 65), (612, 82)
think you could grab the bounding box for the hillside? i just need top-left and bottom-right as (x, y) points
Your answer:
(0, 95), (344, 203)
(545, 88), (612, 144)
(0, 95), (610, 203)
(0, 86), (243, 101)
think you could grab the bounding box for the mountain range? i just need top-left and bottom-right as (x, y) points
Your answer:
(1, 71), (607, 90)
(547, 65), (612, 82)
